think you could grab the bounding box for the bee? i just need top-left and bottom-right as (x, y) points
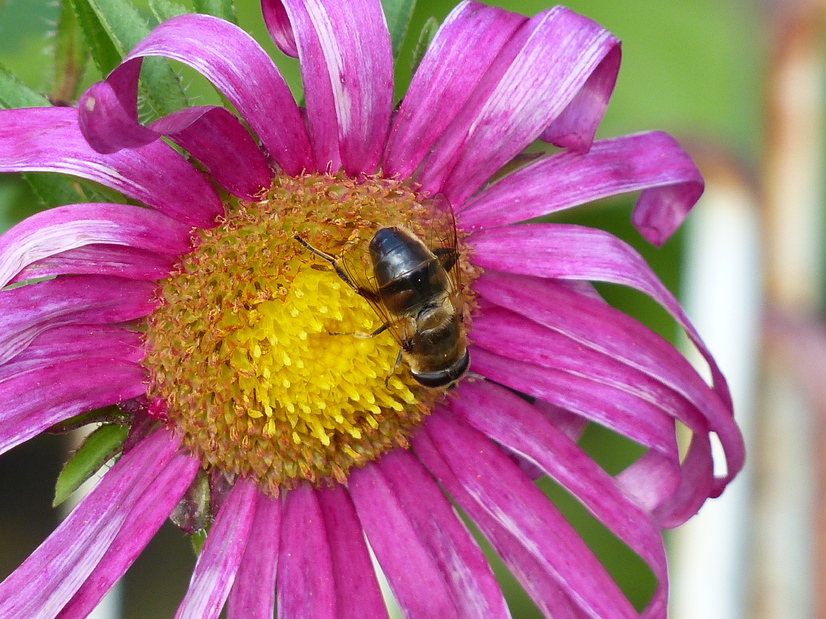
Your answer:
(294, 198), (469, 389)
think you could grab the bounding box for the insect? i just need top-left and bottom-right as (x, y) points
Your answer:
(294, 199), (469, 389)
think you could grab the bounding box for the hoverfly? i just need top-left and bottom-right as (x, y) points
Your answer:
(294, 197), (469, 389)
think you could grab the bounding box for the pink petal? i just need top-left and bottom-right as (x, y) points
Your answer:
(0, 430), (181, 618)
(0, 358), (146, 456)
(0, 275), (157, 365)
(261, 0), (298, 57)
(539, 44), (620, 152)
(378, 448), (511, 619)
(277, 485), (337, 618)
(450, 381), (670, 617)
(0, 202), (193, 288)
(9, 245), (178, 284)
(176, 479), (259, 619)
(0, 325), (143, 381)
(81, 14), (311, 175)
(415, 412), (639, 618)
(57, 451), (200, 619)
(0, 107), (222, 228)
(651, 432), (714, 527)
(348, 462), (461, 618)
(149, 106), (273, 200)
(277, 0), (394, 173)
(468, 224), (733, 411)
(226, 492), (282, 619)
(534, 399), (589, 442)
(474, 304), (705, 435)
(468, 226), (744, 494)
(459, 132), (704, 246)
(616, 450), (688, 515)
(412, 427), (586, 619)
(316, 484), (388, 619)
(469, 345), (679, 462)
(474, 271), (744, 499)
(81, 69), (272, 200)
(382, 1), (526, 178)
(416, 6), (619, 206)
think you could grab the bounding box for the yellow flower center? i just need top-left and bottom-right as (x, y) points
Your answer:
(144, 173), (467, 495)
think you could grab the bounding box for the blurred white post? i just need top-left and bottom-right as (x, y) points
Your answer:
(669, 148), (760, 619)
(755, 4), (825, 619)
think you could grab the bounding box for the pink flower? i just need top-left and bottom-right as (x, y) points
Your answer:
(0, 1), (744, 617)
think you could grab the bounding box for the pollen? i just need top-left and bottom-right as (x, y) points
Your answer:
(143, 174), (447, 494)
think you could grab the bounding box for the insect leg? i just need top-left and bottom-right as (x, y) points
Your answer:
(354, 323), (389, 338)
(293, 235), (359, 292)
(384, 349), (404, 387)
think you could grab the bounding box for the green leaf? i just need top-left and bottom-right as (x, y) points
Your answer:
(51, 2), (90, 106)
(0, 63), (51, 108)
(70, 0), (189, 118)
(47, 405), (131, 434)
(150, 0), (189, 23)
(53, 424), (129, 507)
(69, 0), (123, 77)
(382, 0), (417, 58)
(193, 0), (237, 24)
(191, 529), (208, 556)
(411, 16), (439, 75)
(22, 173), (88, 208)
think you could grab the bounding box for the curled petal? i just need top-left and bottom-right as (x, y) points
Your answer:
(459, 132), (704, 246)
(652, 432), (714, 527)
(80, 14), (311, 175)
(474, 270), (744, 499)
(416, 6), (619, 205)
(277, 0), (394, 173)
(0, 202), (193, 288)
(227, 493), (282, 619)
(0, 275), (157, 365)
(80, 72), (272, 200)
(277, 485), (337, 618)
(0, 107), (222, 227)
(540, 44), (620, 152)
(0, 430), (181, 618)
(261, 0), (298, 57)
(176, 479), (259, 619)
(58, 452), (200, 619)
(383, 1), (526, 178)
(348, 462), (461, 619)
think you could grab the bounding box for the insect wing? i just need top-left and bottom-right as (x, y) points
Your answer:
(338, 236), (409, 346)
(421, 194), (462, 295)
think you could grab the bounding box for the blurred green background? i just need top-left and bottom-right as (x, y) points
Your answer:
(0, 0), (762, 617)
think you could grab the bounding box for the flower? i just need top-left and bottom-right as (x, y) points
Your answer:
(0, 1), (744, 618)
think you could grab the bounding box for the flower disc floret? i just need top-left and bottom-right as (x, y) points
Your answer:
(145, 174), (444, 493)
